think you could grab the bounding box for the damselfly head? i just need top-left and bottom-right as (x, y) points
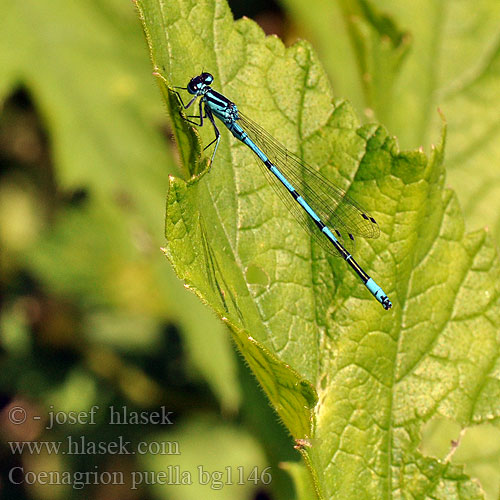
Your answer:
(187, 72), (214, 94)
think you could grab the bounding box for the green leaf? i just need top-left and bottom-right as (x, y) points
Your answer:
(282, 0), (500, 248)
(0, 0), (167, 222)
(421, 418), (500, 500)
(281, 0), (411, 126)
(137, 0), (500, 498)
(365, 0), (500, 243)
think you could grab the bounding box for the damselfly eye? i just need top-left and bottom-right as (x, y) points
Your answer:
(202, 72), (214, 84)
(187, 76), (202, 94)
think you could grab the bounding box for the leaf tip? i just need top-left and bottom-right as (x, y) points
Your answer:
(437, 107), (446, 120)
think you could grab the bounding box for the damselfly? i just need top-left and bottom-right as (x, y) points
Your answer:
(172, 72), (392, 310)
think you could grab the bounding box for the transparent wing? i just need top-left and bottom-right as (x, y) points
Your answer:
(237, 112), (379, 257)
(256, 151), (355, 257)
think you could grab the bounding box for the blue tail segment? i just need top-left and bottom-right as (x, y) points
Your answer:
(175, 72), (393, 310)
(366, 278), (392, 310)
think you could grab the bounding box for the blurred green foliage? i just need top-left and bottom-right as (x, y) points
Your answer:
(1, 0), (500, 500)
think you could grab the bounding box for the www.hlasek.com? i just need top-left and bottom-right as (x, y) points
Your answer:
(8, 435), (179, 456)
(9, 465), (273, 490)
